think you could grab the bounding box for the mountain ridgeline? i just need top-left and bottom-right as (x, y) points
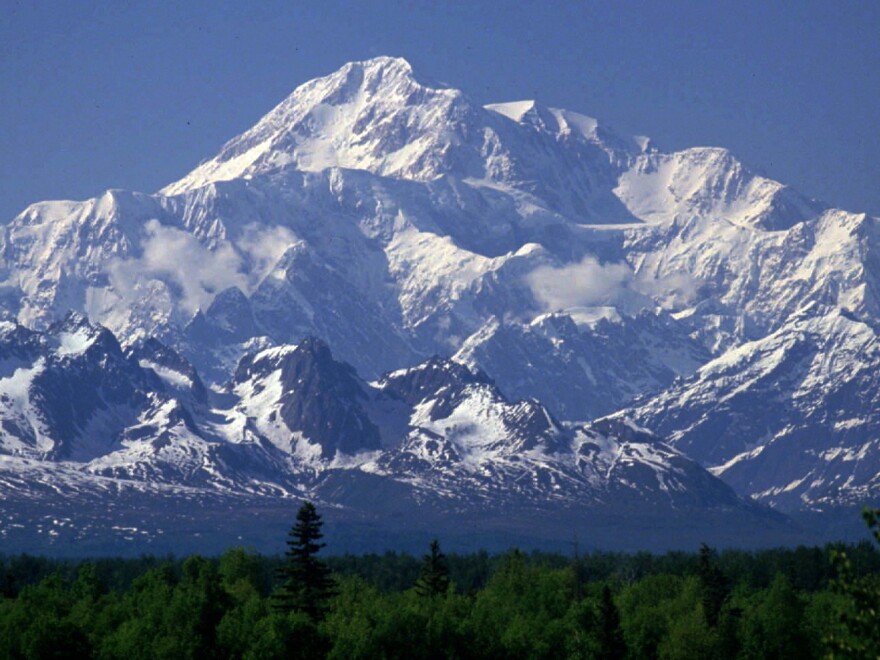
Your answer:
(0, 56), (877, 553)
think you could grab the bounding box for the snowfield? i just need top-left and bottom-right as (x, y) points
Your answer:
(0, 56), (878, 543)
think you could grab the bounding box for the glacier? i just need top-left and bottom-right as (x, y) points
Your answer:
(1, 56), (877, 552)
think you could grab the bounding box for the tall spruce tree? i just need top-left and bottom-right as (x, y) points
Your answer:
(697, 543), (730, 627)
(415, 539), (451, 597)
(598, 585), (627, 660)
(273, 501), (335, 620)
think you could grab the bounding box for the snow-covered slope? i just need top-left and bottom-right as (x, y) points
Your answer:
(222, 338), (743, 509)
(0, 56), (878, 525)
(161, 57), (636, 219)
(454, 309), (709, 420)
(625, 305), (880, 511)
(0, 312), (164, 461)
(0, 322), (758, 528)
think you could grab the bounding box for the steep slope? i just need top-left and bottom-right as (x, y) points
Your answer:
(620, 206), (880, 353)
(3, 56), (873, 375)
(0, 56), (877, 519)
(0, 312), (163, 460)
(161, 57), (637, 220)
(0, 321), (777, 556)
(626, 305), (880, 510)
(223, 339), (739, 509)
(454, 309), (709, 420)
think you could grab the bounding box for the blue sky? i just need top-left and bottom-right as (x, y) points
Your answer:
(1, 0), (878, 220)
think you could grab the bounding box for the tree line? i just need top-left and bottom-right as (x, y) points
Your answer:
(0, 504), (878, 659)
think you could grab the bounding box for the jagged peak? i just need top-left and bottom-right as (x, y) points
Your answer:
(345, 55), (415, 77)
(377, 355), (495, 409)
(233, 335), (363, 392)
(159, 56), (639, 200)
(486, 100), (600, 139)
(382, 354), (492, 386)
(282, 55), (429, 113)
(46, 311), (122, 358)
(50, 310), (93, 332)
(160, 56), (466, 195)
(485, 100), (543, 123)
(293, 335), (334, 359)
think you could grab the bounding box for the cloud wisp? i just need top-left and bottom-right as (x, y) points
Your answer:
(106, 219), (298, 318)
(526, 256), (700, 314)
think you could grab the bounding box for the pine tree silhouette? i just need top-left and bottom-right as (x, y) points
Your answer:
(273, 501), (335, 620)
(598, 585), (627, 659)
(415, 539), (451, 597)
(697, 543), (730, 627)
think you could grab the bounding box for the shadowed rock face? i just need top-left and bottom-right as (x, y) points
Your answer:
(0, 313), (167, 460)
(379, 356), (493, 414)
(234, 337), (383, 458)
(0, 315), (789, 554)
(128, 337), (208, 405)
(0, 56), (877, 553)
(275, 338), (382, 458)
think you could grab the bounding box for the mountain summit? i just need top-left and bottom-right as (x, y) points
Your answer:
(0, 57), (877, 552)
(161, 56), (636, 221)
(162, 57), (461, 192)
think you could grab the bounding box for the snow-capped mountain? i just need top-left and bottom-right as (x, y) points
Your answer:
(0, 312), (168, 461)
(625, 304), (880, 511)
(453, 308), (710, 420)
(1, 56), (878, 550)
(223, 336), (743, 510)
(0, 317), (776, 552)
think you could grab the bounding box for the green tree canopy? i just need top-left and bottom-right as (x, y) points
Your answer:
(825, 507), (880, 658)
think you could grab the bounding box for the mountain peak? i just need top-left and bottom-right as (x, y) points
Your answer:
(160, 56), (462, 195)
(159, 56), (636, 200)
(350, 55), (414, 75)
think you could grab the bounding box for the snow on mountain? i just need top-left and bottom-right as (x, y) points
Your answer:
(0, 313), (161, 461)
(0, 322), (756, 528)
(222, 337), (755, 512)
(5, 57), (868, 374)
(160, 57), (636, 220)
(620, 205), (880, 353)
(625, 304), (880, 511)
(0, 56), (878, 522)
(453, 308), (709, 420)
(615, 147), (824, 231)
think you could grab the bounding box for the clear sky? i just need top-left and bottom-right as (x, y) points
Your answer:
(2, 0), (878, 221)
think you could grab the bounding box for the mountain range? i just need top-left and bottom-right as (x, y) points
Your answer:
(1, 56), (876, 554)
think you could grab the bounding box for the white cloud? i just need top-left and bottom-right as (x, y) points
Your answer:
(237, 223), (298, 283)
(106, 221), (229, 317)
(526, 256), (699, 313)
(106, 220), (300, 320)
(526, 257), (633, 310)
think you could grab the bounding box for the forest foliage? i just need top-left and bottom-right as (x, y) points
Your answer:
(1, 506), (879, 659)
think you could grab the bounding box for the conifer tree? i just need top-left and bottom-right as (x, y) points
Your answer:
(697, 543), (729, 627)
(273, 501), (335, 620)
(415, 539), (451, 597)
(598, 585), (627, 660)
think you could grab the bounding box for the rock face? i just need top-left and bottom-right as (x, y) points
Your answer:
(0, 56), (878, 550)
(233, 337), (383, 458)
(0, 312), (158, 461)
(626, 305), (880, 511)
(0, 321), (776, 553)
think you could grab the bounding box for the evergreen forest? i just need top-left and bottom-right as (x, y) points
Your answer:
(1, 505), (878, 659)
